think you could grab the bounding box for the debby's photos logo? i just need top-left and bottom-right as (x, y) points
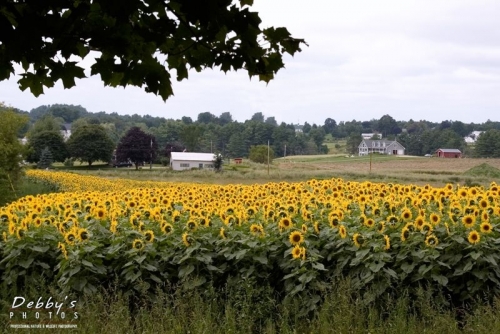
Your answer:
(9, 296), (79, 329)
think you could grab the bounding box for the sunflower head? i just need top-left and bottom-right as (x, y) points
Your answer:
(301, 224), (308, 233)
(291, 245), (302, 259)
(79, 229), (89, 241)
(425, 234), (439, 247)
(339, 225), (347, 239)
(219, 227), (227, 239)
(64, 232), (77, 244)
(480, 222), (492, 234)
(429, 213), (440, 225)
(468, 230), (480, 244)
(144, 230), (154, 242)
(289, 231), (304, 246)
(377, 222), (386, 234)
(132, 239), (144, 251)
(401, 227), (410, 242)
(353, 233), (364, 248)
(462, 215), (476, 229)
(182, 233), (192, 247)
(162, 223), (173, 234)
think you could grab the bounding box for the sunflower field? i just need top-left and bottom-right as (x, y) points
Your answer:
(2, 170), (500, 314)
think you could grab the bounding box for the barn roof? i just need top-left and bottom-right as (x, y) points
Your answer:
(171, 152), (215, 161)
(436, 148), (462, 153)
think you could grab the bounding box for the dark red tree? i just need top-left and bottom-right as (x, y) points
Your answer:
(116, 127), (158, 170)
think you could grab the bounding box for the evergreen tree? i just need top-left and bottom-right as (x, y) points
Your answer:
(37, 147), (53, 169)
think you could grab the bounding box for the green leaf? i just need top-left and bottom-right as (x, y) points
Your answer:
(71, 277), (87, 291)
(401, 262), (416, 274)
(18, 257), (34, 269)
(32, 245), (50, 253)
(311, 262), (326, 271)
(179, 264), (195, 278)
(239, 0), (253, 6)
(81, 259), (95, 268)
(368, 261), (384, 273)
(431, 274), (449, 286)
(253, 254), (268, 265)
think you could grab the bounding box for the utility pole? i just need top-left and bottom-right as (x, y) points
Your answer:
(284, 144), (286, 158)
(150, 138), (153, 170)
(267, 140), (270, 176)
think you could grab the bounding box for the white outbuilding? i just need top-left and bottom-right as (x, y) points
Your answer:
(170, 152), (216, 171)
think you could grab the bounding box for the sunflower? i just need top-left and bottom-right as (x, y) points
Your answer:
(250, 224), (265, 236)
(279, 217), (293, 230)
(415, 216), (425, 230)
(329, 215), (340, 228)
(64, 232), (77, 244)
(289, 231), (304, 246)
(429, 213), (440, 225)
(353, 233), (364, 248)
(161, 223), (173, 234)
(401, 227), (410, 242)
(186, 220), (198, 231)
(367, 218), (376, 228)
(421, 222), (433, 235)
(384, 235), (391, 250)
(219, 227), (227, 239)
(462, 215), (476, 229)
(144, 230), (155, 242)
(425, 234), (439, 247)
(338, 225), (347, 239)
(57, 242), (68, 259)
(110, 219), (118, 234)
(480, 222), (492, 234)
(386, 215), (399, 226)
(132, 239), (144, 251)
(16, 228), (25, 239)
(401, 208), (412, 220)
(301, 224), (308, 233)
(314, 221), (321, 234)
(182, 233), (191, 247)
(468, 230), (480, 244)
(377, 221), (386, 234)
(291, 245), (302, 259)
(78, 228), (89, 241)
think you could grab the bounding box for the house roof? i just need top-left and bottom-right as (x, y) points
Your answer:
(436, 148), (461, 153)
(359, 139), (404, 148)
(171, 152), (215, 161)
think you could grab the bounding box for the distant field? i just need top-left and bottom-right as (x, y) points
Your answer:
(45, 155), (500, 188)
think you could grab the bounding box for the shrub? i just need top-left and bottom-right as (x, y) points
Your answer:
(249, 145), (274, 164)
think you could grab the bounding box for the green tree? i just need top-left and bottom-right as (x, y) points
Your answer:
(346, 132), (362, 155)
(0, 105), (29, 205)
(116, 127), (158, 170)
(37, 147), (54, 169)
(67, 124), (115, 166)
(179, 124), (202, 151)
(26, 131), (68, 163)
(1, 1), (306, 99)
(475, 129), (500, 158)
(309, 127), (326, 151)
(26, 114), (64, 139)
(249, 145), (274, 164)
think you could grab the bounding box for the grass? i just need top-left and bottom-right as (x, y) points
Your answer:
(3, 278), (500, 334)
(20, 155), (500, 188)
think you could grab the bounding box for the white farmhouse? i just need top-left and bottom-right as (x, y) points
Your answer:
(464, 131), (483, 144)
(170, 152), (216, 171)
(358, 139), (405, 156)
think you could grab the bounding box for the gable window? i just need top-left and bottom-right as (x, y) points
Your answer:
(180, 163), (190, 168)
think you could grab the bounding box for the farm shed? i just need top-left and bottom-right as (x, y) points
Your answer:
(170, 152), (216, 171)
(436, 148), (462, 158)
(358, 139), (405, 156)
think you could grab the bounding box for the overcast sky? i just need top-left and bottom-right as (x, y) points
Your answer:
(1, 0), (499, 125)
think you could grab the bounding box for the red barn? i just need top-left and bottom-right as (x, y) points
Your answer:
(436, 148), (462, 158)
